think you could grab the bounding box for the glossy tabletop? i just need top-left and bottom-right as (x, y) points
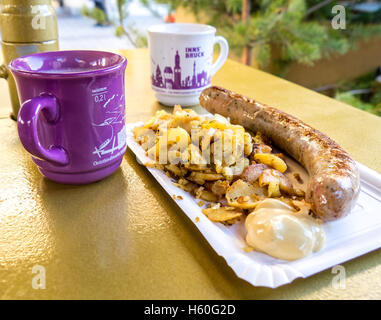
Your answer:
(1, 49), (381, 299)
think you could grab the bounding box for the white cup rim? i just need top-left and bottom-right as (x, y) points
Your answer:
(147, 23), (216, 36)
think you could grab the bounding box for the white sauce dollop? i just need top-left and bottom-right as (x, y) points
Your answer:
(245, 199), (325, 261)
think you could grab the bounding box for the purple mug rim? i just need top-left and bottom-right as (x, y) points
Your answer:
(9, 50), (127, 79)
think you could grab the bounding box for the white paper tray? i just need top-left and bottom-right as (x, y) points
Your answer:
(126, 121), (381, 288)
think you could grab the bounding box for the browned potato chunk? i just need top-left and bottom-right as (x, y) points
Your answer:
(205, 180), (230, 198)
(225, 179), (264, 209)
(202, 206), (243, 224)
(259, 169), (294, 197)
(254, 153), (287, 173)
(195, 187), (218, 202)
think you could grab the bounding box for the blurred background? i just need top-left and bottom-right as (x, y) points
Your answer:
(46, 1), (381, 115)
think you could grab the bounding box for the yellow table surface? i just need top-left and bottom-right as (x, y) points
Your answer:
(1, 48), (381, 300)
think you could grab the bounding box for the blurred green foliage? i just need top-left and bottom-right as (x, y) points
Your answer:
(82, 0), (147, 47)
(334, 71), (381, 116)
(81, 5), (108, 25)
(115, 0), (149, 47)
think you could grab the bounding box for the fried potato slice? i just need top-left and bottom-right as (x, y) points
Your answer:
(244, 132), (253, 156)
(165, 164), (187, 177)
(188, 144), (208, 167)
(205, 180), (230, 198)
(292, 200), (313, 216)
(133, 127), (155, 147)
(259, 169), (294, 197)
(202, 206), (243, 225)
(173, 178), (198, 193)
(201, 114), (232, 130)
(189, 172), (224, 184)
(251, 143), (272, 156)
(254, 153), (287, 173)
(225, 179), (264, 209)
(253, 132), (269, 144)
(146, 140), (168, 161)
(258, 169), (281, 197)
(165, 127), (191, 149)
(169, 108), (203, 132)
(195, 186), (219, 202)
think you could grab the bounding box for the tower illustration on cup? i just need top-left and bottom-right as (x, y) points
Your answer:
(148, 23), (229, 106)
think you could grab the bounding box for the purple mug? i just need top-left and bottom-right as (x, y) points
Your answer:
(9, 50), (127, 185)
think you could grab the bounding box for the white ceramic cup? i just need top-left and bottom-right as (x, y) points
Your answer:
(147, 23), (229, 106)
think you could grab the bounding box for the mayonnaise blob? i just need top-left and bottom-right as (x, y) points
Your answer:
(245, 199), (325, 261)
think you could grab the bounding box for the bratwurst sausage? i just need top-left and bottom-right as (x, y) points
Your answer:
(199, 86), (360, 221)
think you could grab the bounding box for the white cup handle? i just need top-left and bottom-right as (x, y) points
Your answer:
(210, 35), (229, 76)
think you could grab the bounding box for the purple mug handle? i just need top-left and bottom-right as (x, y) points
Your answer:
(17, 94), (69, 166)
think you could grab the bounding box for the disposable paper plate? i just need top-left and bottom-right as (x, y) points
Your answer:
(126, 121), (381, 288)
